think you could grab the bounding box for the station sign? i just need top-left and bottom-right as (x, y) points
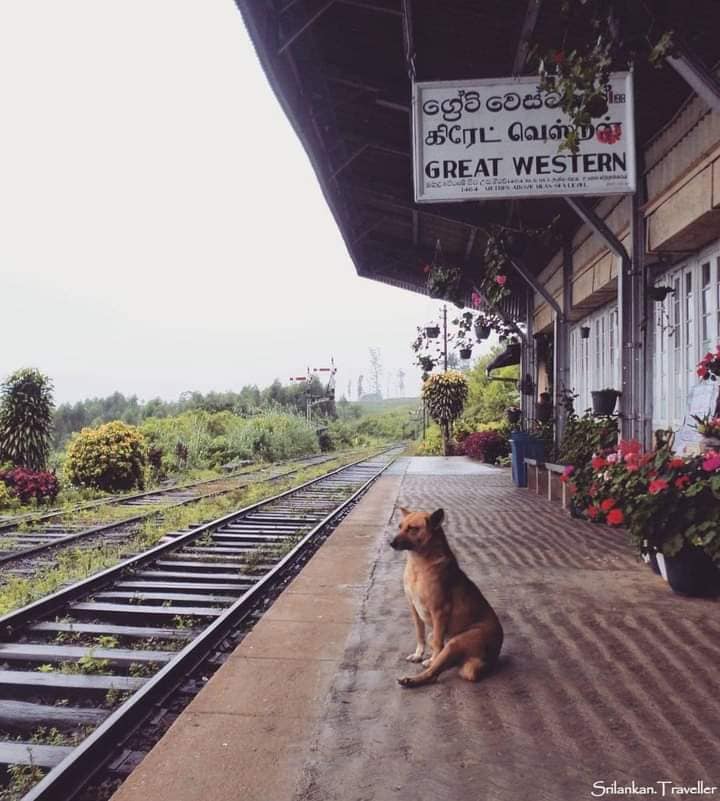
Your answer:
(412, 73), (635, 203)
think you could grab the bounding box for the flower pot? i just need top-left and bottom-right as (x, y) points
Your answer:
(700, 435), (720, 452)
(506, 408), (521, 424)
(536, 403), (553, 422)
(475, 325), (491, 341)
(591, 390), (619, 416)
(425, 326), (440, 338)
(580, 326), (591, 339)
(663, 547), (720, 597)
(459, 347), (472, 360)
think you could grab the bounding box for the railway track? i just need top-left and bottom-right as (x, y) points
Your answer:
(0, 453), (344, 572)
(0, 447), (400, 801)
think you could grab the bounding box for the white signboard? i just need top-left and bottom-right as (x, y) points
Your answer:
(674, 382), (719, 455)
(412, 73), (635, 203)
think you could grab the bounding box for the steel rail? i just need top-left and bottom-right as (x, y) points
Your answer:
(8, 447), (399, 801)
(0, 453), (343, 533)
(0, 454), (345, 567)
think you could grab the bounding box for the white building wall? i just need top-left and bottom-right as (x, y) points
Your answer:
(653, 242), (720, 431)
(569, 302), (620, 415)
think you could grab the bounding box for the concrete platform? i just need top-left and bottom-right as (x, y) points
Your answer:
(112, 458), (720, 801)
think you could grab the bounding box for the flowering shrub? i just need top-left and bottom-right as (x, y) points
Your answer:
(0, 467), (59, 504)
(463, 430), (509, 464)
(692, 414), (720, 439)
(65, 421), (146, 492)
(565, 439), (720, 561)
(696, 346), (720, 381)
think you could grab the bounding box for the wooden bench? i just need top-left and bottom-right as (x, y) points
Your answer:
(523, 459), (569, 510)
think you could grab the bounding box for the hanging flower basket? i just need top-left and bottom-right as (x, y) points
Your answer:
(459, 347), (472, 360)
(536, 392), (554, 423)
(425, 326), (440, 339)
(591, 389), (620, 416)
(419, 356), (435, 372)
(475, 324), (491, 341)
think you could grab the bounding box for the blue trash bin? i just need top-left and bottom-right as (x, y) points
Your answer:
(510, 432), (545, 487)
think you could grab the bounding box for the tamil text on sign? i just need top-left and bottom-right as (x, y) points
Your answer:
(412, 74), (635, 203)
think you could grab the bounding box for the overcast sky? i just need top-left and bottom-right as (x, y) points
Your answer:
(0, 1), (495, 405)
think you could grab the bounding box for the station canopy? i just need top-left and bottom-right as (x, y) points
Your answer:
(236, 0), (720, 315)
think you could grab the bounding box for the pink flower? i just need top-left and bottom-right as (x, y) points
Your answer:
(586, 505), (599, 520)
(702, 452), (720, 472)
(607, 453), (619, 464)
(649, 479), (669, 494)
(591, 456), (607, 470)
(471, 291), (482, 309)
(494, 275), (507, 286)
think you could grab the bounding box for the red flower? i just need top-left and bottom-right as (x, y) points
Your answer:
(607, 508), (624, 526)
(674, 475), (690, 489)
(600, 498), (616, 512)
(591, 456), (607, 470)
(648, 479), (669, 494)
(698, 365), (709, 379)
(669, 457), (685, 470)
(494, 275), (507, 286)
(586, 505), (599, 520)
(619, 439), (641, 456)
(553, 50), (565, 64)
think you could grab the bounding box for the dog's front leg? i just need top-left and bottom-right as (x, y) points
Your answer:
(423, 610), (448, 668)
(406, 602), (426, 662)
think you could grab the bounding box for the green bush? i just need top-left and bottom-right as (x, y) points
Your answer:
(0, 482), (19, 512)
(65, 421), (146, 492)
(0, 368), (55, 470)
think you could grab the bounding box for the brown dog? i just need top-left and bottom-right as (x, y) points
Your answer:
(390, 507), (503, 688)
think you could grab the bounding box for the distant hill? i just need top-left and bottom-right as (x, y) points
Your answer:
(353, 397), (421, 413)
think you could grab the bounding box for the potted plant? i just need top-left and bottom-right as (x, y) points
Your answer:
(425, 325), (440, 338)
(535, 392), (554, 423)
(506, 406), (521, 425)
(591, 388), (620, 416)
(696, 346), (720, 382)
(579, 441), (720, 597)
(691, 414), (720, 452)
(418, 356), (435, 373)
(580, 325), (591, 339)
(459, 346), (472, 360)
(426, 263), (462, 301)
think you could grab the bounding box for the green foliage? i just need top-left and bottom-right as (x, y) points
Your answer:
(328, 406), (417, 449)
(0, 482), (20, 512)
(462, 349), (519, 424)
(0, 368), (55, 470)
(422, 371), (469, 456)
(65, 421), (146, 492)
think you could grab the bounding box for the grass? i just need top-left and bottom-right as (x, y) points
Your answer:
(0, 448), (377, 617)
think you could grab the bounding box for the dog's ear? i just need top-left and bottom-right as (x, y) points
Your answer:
(429, 508), (444, 529)
(398, 506), (411, 518)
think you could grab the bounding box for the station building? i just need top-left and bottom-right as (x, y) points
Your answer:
(236, 0), (720, 447)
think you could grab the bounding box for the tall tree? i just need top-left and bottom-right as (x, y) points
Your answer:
(0, 368), (55, 470)
(368, 348), (383, 397)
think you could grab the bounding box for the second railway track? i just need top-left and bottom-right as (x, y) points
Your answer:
(0, 453), (347, 573)
(0, 446), (401, 801)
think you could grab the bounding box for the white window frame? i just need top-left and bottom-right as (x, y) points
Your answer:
(569, 303), (620, 414)
(653, 244), (720, 431)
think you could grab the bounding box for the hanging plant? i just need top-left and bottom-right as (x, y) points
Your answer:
(535, 1), (676, 153)
(422, 371), (469, 456)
